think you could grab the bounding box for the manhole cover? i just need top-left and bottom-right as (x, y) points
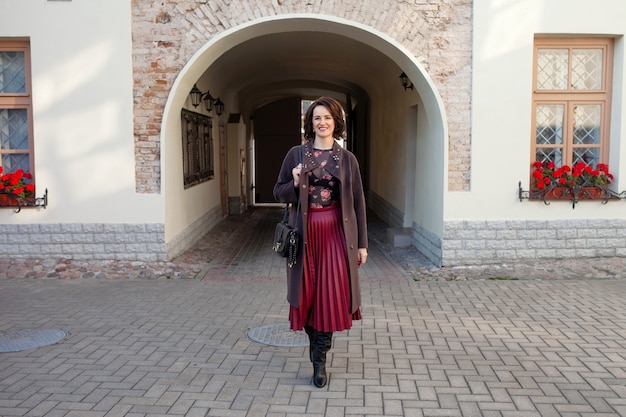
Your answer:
(248, 323), (308, 347)
(0, 329), (69, 353)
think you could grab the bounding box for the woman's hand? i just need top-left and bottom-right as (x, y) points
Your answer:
(292, 163), (303, 187)
(357, 248), (368, 267)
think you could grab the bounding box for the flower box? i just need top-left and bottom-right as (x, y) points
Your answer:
(541, 186), (605, 200)
(521, 161), (625, 208)
(531, 160), (617, 201)
(0, 193), (20, 207)
(532, 161), (613, 191)
(0, 168), (42, 212)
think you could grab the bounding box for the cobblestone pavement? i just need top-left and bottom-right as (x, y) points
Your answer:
(1, 208), (626, 416)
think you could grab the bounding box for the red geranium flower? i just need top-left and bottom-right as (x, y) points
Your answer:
(0, 168), (35, 198)
(531, 160), (614, 190)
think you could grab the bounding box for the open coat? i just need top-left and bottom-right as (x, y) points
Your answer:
(273, 140), (368, 314)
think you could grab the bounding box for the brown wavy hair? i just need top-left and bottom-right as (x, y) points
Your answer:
(303, 97), (346, 141)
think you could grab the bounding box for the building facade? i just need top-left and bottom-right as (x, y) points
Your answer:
(1, 0), (625, 266)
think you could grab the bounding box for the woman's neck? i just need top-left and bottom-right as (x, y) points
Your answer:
(313, 137), (334, 150)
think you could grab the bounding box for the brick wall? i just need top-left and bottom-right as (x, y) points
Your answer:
(130, 0), (473, 193)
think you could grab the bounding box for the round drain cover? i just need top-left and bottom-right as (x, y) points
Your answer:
(248, 323), (308, 347)
(0, 329), (68, 353)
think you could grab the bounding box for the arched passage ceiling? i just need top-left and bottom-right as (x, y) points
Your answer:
(197, 31), (403, 117)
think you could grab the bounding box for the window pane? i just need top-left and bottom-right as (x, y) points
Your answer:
(1, 153), (30, 173)
(0, 51), (26, 94)
(536, 104), (564, 145)
(572, 48), (602, 90)
(533, 38), (612, 172)
(572, 148), (599, 167)
(181, 109), (214, 189)
(0, 108), (29, 150)
(573, 104), (601, 145)
(535, 148), (562, 166)
(537, 48), (568, 90)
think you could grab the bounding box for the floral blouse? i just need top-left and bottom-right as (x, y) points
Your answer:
(308, 149), (340, 208)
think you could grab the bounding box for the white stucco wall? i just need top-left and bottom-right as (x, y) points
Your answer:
(0, 0), (163, 225)
(227, 120), (245, 197)
(162, 25), (244, 243)
(368, 87), (409, 210)
(446, 0), (626, 220)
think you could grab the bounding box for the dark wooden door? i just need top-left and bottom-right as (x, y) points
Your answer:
(253, 97), (302, 204)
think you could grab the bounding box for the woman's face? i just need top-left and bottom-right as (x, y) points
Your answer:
(312, 105), (335, 140)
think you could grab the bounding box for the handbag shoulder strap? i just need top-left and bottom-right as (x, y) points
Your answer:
(282, 144), (304, 224)
(296, 144), (303, 214)
(292, 145), (304, 221)
(281, 205), (289, 223)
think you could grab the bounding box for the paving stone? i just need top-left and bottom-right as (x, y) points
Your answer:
(1, 208), (626, 416)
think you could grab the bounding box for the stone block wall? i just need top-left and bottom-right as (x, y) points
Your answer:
(166, 204), (224, 260)
(367, 190), (404, 229)
(358, 193), (626, 267)
(0, 223), (167, 262)
(442, 219), (626, 266)
(412, 223), (443, 267)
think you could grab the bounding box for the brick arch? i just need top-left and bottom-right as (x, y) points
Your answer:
(132, 0), (471, 193)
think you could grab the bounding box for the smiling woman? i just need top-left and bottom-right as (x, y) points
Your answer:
(274, 96), (368, 388)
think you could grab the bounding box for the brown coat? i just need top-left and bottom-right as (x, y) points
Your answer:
(273, 140), (368, 314)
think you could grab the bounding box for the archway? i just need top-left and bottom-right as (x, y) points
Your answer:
(160, 14), (447, 263)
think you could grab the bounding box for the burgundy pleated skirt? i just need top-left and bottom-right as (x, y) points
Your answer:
(289, 204), (362, 332)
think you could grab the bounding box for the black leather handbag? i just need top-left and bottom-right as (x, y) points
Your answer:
(272, 145), (302, 268)
(273, 205), (299, 267)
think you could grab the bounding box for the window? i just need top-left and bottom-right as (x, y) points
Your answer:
(0, 41), (34, 180)
(181, 108), (214, 188)
(532, 37), (613, 168)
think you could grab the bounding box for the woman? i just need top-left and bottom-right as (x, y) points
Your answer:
(273, 96), (368, 388)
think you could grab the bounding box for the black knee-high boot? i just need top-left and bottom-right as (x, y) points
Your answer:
(304, 326), (316, 362)
(311, 331), (333, 388)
